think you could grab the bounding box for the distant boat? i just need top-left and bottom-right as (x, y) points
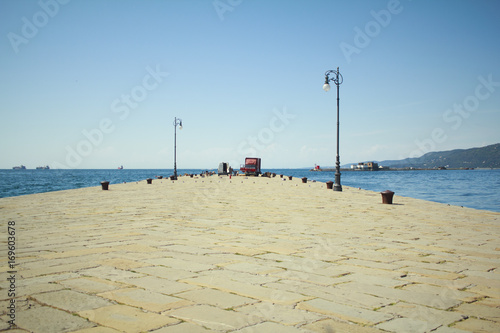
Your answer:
(310, 164), (322, 171)
(118, 165), (123, 169)
(36, 165), (50, 170)
(12, 165), (26, 170)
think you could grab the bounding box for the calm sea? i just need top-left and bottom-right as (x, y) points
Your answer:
(0, 168), (499, 213)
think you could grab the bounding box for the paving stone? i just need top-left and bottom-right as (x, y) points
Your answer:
(143, 257), (214, 272)
(134, 266), (197, 281)
(336, 282), (462, 310)
(432, 326), (473, 333)
(302, 318), (386, 332)
(220, 262), (285, 275)
(181, 275), (312, 305)
(297, 298), (393, 325)
(255, 253), (332, 271)
(0, 321), (9, 330)
(464, 270), (500, 281)
(234, 321), (305, 332)
(265, 281), (393, 310)
(376, 315), (440, 332)
(122, 276), (196, 295)
(96, 258), (151, 270)
(333, 264), (404, 279)
(330, 272), (406, 288)
(476, 297), (500, 308)
(19, 262), (99, 278)
(463, 285), (500, 298)
(378, 302), (465, 328)
(235, 301), (324, 326)
(257, 244), (304, 255)
(402, 266), (465, 280)
(16, 306), (95, 332)
(80, 266), (145, 282)
(58, 277), (126, 294)
(454, 302), (500, 322)
(150, 322), (211, 332)
(460, 275), (500, 290)
(167, 304), (259, 331)
(270, 270), (340, 286)
(175, 287), (256, 309)
(403, 283), (479, 302)
(452, 317), (500, 332)
(196, 268), (280, 285)
(39, 247), (118, 259)
(12, 272), (80, 287)
(71, 327), (122, 333)
(210, 245), (267, 256)
(78, 304), (179, 333)
(338, 258), (405, 270)
(163, 244), (222, 255)
(396, 260), (471, 274)
(99, 288), (193, 312)
(399, 274), (471, 290)
(20, 255), (105, 270)
(32, 290), (113, 312)
(11, 282), (66, 298)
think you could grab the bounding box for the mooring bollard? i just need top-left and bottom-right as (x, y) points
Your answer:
(288, 176), (293, 180)
(302, 177), (307, 183)
(147, 178), (152, 184)
(381, 190), (395, 204)
(326, 181), (333, 189)
(101, 181), (110, 190)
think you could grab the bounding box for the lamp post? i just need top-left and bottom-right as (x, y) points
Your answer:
(173, 117), (183, 180)
(323, 67), (343, 191)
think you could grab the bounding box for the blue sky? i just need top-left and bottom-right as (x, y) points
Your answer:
(1, 0), (499, 169)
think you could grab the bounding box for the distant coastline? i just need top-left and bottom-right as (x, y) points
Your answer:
(312, 167), (496, 172)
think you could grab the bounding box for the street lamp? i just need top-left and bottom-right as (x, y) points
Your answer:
(173, 117), (183, 180)
(323, 67), (343, 191)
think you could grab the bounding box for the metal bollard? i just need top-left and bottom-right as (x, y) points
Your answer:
(380, 190), (395, 204)
(101, 181), (110, 190)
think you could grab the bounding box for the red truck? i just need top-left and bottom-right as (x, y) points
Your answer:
(240, 157), (261, 176)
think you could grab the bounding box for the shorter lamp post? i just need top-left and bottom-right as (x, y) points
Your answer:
(173, 117), (183, 180)
(323, 67), (343, 191)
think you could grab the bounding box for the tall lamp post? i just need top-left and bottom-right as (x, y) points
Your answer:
(323, 67), (343, 191)
(173, 117), (183, 180)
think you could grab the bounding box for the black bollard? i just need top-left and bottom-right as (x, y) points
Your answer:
(381, 190), (395, 204)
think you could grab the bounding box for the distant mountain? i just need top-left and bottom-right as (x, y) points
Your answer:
(378, 143), (500, 169)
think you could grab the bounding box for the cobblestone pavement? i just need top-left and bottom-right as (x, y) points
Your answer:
(1, 175), (499, 332)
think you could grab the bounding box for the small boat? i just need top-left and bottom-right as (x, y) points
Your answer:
(310, 164), (322, 171)
(36, 165), (50, 169)
(118, 165), (123, 170)
(12, 165), (26, 170)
